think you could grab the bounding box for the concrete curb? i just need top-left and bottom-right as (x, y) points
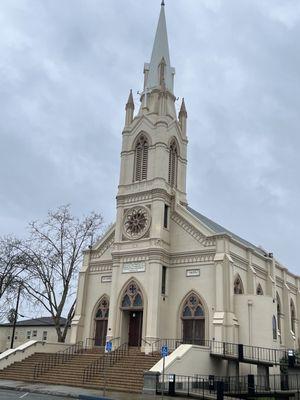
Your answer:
(0, 383), (77, 398)
(79, 396), (112, 400)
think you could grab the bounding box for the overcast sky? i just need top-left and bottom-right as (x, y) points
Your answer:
(0, 0), (299, 275)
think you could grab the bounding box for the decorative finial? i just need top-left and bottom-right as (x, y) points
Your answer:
(161, 0), (165, 6)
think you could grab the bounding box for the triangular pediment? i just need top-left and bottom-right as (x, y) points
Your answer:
(89, 224), (115, 261)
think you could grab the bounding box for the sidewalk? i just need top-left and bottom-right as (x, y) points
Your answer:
(0, 379), (188, 400)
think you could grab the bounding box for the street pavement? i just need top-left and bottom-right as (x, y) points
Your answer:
(0, 380), (189, 400)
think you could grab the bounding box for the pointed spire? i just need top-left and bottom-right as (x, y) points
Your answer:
(179, 98), (187, 118)
(145, 3), (175, 93)
(126, 89), (134, 110)
(125, 90), (134, 126)
(179, 98), (187, 136)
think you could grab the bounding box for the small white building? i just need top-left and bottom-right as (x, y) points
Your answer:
(0, 317), (70, 352)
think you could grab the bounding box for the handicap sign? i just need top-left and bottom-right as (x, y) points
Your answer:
(161, 345), (169, 357)
(105, 341), (112, 352)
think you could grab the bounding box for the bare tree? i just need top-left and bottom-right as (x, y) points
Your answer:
(19, 205), (103, 342)
(0, 237), (24, 321)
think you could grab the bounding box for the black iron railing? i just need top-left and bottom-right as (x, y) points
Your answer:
(157, 373), (300, 399)
(33, 341), (84, 378)
(82, 342), (128, 383)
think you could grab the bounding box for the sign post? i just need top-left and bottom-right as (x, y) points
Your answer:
(104, 341), (112, 397)
(161, 345), (169, 400)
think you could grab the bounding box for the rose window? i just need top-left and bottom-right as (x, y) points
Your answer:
(123, 206), (151, 239)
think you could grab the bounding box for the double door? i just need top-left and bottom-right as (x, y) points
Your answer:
(182, 319), (205, 346)
(95, 319), (108, 346)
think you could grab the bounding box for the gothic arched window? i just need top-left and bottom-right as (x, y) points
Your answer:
(276, 293), (282, 343)
(168, 139), (178, 187)
(256, 284), (263, 295)
(272, 315), (277, 340)
(134, 134), (148, 182)
(95, 296), (109, 346)
(290, 299), (296, 334)
(234, 275), (244, 294)
(181, 293), (205, 346)
(121, 281), (143, 309)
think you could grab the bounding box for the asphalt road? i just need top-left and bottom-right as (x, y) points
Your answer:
(0, 389), (74, 399)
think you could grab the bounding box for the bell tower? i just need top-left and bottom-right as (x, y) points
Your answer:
(115, 2), (188, 246)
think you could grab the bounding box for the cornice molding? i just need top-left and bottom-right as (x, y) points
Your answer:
(171, 212), (216, 247)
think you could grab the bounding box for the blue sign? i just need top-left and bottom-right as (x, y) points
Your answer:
(105, 341), (112, 352)
(161, 345), (169, 357)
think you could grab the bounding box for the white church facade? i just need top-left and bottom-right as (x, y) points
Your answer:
(70, 2), (299, 369)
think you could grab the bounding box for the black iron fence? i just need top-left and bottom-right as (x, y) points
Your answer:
(156, 373), (300, 399)
(33, 341), (84, 378)
(82, 342), (128, 383)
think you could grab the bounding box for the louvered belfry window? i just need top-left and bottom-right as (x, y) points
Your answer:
(134, 134), (148, 181)
(168, 139), (178, 187)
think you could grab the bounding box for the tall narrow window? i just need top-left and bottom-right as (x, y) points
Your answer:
(168, 139), (178, 187)
(164, 204), (169, 229)
(272, 316), (277, 340)
(161, 266), (167, 295)
(134, 134), (148, 181)
(256, 284), (263, 295)
(290, 299), (296, 334)
(234, 275), (244, 294)
(276, 293), (281, 336)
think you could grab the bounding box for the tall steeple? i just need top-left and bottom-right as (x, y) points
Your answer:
(144, 2), (175, 94)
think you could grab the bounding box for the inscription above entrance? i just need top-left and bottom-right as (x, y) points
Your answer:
(123, 262), (146, 274)
(186, 269), (200, 277)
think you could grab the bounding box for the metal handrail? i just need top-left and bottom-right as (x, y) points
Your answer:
(33, 341), (83, 378)
(82, 342), (128, 383)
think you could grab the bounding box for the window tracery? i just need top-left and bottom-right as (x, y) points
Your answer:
(121, 281), (143, 309)
(168, 139), (178, 187)
(95, 297), (109, 320)
(181, 294), (205, 319)
(134, 134), (148, 181)
(234, 275), (244, 294)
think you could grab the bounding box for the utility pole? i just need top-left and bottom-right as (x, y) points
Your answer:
(10, 283), (22, 349)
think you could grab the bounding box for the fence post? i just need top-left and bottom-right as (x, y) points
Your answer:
(238, 344), (244, 362)
(216, 381), (224, 400)
(248, 374), (255, 395)
(187, 376), (190, 397)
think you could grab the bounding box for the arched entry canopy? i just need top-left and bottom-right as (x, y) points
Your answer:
(181, 292), (206, 346)
(120, 280), (144, 347)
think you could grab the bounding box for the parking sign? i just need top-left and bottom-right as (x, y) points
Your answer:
(161, 345), (169, 357)
(105, 341), (112, 352)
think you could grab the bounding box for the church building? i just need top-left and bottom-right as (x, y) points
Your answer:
(70, 2), (299, 372)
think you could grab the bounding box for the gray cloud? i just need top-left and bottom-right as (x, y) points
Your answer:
(0, 0), (299, 274)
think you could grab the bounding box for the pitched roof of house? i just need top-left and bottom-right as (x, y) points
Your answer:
(0, 317), (68, 327)
(187, 206), (268, 257)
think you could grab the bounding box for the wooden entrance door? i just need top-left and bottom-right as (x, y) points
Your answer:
(128, 311), (143, 346)
(95, 319), (108, 346)
(182, 319), (205, 345)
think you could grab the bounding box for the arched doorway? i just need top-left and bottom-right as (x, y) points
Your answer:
(120, 281), (143, 347)
(181, 293), (205, 346)
(94, 296), (109, 346)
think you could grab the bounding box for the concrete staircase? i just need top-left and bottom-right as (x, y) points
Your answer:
(0, 347), (160, 393)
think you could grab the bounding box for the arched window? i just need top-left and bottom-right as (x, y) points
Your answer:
(181, 293), (205, 346)
(168, 139), (178, 187)
(272, 315), (277, 340)
(256, 284), (263, 295)
(121, 281), (143, 309)
(234, 275), (244, 294)
(95, 296), (109, 346)
(134, 134), (148, 181)
(290, 299), (296, 334)
(276, 293), (281, 334)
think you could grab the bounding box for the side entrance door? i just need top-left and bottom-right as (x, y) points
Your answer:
(128, 311), (143, 346)
(95, 319), (108, 346)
